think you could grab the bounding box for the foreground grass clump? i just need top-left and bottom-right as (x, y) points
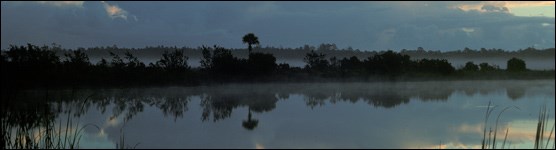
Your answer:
(480, 102), (554, 149)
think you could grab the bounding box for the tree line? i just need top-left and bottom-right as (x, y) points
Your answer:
(0, 33), (552, 89)
(34, 43), (554, 65)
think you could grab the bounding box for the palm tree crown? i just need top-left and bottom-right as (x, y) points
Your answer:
(242, 33), (259, 54)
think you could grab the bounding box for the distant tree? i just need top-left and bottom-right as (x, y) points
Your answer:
(417, 47), (425, 51)
(462, 61), (479, 72)
(415, 58), (455, 75)
(318, 43), (338, 51)
(64, 49), (91, 68)
(6, 44), (60, 67)
(479, 62), (498, 72)
(340, 56), (363, 73)
(200, 46), (213, 70)
(365, 50), (411, 76)
(109, 52), (124, 69)
(156, 49), (190, 72)
(242, 33), (259, 54)
(124, 51), (144, 69)
(507, 57), (526, 72)
(201, 45), (246, 75)
(63, 49), (91, 80)
(303, 50), (329, 72)
(302, 44), (315, 51)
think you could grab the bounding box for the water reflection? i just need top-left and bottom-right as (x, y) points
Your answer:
(1, 80), (554, 148)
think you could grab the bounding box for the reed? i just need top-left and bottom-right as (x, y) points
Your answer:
(1, 92), (99, 149)
(534, 105), (554, 149)
(479, 102), (554, 149)
(115, 120), (140, 149)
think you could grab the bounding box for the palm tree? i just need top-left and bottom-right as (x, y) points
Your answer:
(242, 33), (259, 54)
(242, 107), (259, 130)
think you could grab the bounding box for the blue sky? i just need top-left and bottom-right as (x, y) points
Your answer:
(1, 1), (554, 51)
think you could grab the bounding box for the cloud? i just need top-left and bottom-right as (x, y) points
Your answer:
(481, 5), (509, 13)
(1, 2), (554, 51)
(36, 1), (84, 8)
(453, 1), (554, 14)
(101, 1), (135, 21)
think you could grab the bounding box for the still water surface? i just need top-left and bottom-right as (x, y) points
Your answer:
(3, 80), (555, 149)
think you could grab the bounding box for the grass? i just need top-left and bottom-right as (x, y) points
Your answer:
(1, 111), (100, 149)
(534, 105), (555, 149)
(480, 102), (554, 149)
(1, 88), (143, 149)
(1, 93), (100, 149)
(115, 120), (140, 149)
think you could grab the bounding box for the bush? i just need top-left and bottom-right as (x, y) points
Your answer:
(507, 57), (526, 72)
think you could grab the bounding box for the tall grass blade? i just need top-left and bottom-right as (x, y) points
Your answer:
(502, 128), (509, 149)
(534, 105), (548, 149)
(482, 101), (496, 149)
(546, 122), (554, 149)
(492, 106), (519, 149)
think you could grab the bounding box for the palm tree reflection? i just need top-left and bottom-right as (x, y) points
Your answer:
(242, 107), (258, 130)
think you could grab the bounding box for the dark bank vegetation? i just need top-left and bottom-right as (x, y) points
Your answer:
(55, 44), (555, 63)
(1, 42), (554, 89)
(1, 43), (554, 90)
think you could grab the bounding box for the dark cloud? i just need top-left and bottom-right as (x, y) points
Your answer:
(1, 2), (554, 51)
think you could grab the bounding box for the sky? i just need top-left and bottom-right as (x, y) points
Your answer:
(1, 1), (554, 51)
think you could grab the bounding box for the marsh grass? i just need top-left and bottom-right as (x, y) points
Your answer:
(115, 120), (140, 149)
(534, 105), (555, 149)
(480, 102), (554, 149)
(1, 91), (102, 149)
(1, 111), (100, 149)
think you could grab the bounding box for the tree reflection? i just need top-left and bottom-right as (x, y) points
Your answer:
(200, 94), (238, 122)
(200, 90), (278, 122)
(242, 107), (258, 130)
(506, 87), (526, 100)
(2, 81), (539, 135)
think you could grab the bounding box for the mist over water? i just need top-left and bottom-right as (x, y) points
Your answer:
(87, 57), (555, 70)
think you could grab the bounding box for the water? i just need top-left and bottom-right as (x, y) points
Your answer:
(2, 80), (555, 149)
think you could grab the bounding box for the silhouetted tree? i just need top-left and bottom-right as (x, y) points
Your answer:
(200, 46), (213, 70)
(365, 50), (411, 76)
(109, 52), (125, 69)
(339, 56), (365, 76)
(304, 50), (329, 72)
(479, 62), (498, 72)
(200, 45), (246, 76)
(4, 44), (61, 87)
(242, 33), (259, 54)
(156, 49), (190, 72)
(63, 48), (91, 69)
(507, 57), (526, 72)
(124, 51), (145, 69)
(415, 58), (455, 75)
(62, 49), (91, 83)
(462, 61), (479, 72)
(6, 44), (61, 68)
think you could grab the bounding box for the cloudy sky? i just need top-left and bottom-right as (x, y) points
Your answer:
(1, 1), (554, 51)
